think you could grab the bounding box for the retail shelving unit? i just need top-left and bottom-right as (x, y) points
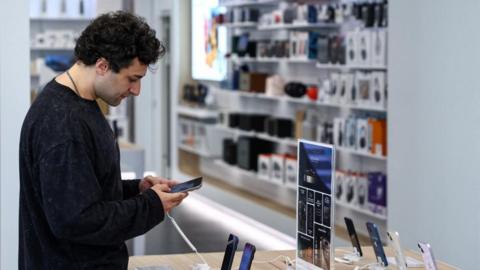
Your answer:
(180, 0), (388, 239)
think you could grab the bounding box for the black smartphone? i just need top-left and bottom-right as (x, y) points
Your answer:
(366, 222), (388, 267)
(344, 217), (363, 257)
(220, 234), (239, 270)
(170, 177), (203, 193)
(239, 243), (256, 270)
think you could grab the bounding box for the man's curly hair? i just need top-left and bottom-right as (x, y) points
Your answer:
(74, 11), (165, 72)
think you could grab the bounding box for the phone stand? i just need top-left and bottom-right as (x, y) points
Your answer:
(343, 252), (361, 262)
(368, 265), (386, 270)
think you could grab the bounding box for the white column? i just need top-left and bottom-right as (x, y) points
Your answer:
(389, 1), (480, 269)
(0, 0), (30, 269)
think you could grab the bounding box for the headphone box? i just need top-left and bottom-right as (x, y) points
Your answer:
(345, 117), (357, 150)
(345, 173), (357, 206)
(356, 173), (369, 209)
(335, 170), (346, 203)
(333, 117), (345, 147)
(330, 73), (341, 103)
(371, 72), (386, 109)
(368, 172), (387, 216)
(356, 118), (370, 153)
(355, 71), (372, 107)
(357, 30), (372, 66)
(339, 73), (350, 104)
(270, 154), (286, 184)
(346, 30), (358, 66)
(371, 29), (387, 67)
(285, 156), (297, 188)
(257, 154), (272, 181)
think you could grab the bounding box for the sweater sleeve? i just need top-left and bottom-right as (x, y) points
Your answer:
(38, 140), (164, 246)
(122, 179), (141, 199)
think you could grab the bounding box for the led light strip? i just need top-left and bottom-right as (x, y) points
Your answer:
(180, 193), (296, 250)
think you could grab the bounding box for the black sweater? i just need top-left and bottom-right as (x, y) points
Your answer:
(19, 80), (164, 269)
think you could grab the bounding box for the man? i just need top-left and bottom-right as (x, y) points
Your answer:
(19, 11), (187, 269)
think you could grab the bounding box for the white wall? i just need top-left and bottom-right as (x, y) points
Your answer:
(0, 0), (30, 269)
(389, 1), (480, 269)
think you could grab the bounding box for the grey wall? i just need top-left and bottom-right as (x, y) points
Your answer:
(0, 0), (30, 268)
(389, 1), (480, 269)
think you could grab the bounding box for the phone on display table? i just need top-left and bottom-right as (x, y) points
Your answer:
(344, 217), (363, 257)
(239, 243), (256, 270)
(169, 177), (202, 193)
(221, 234), (239, 270)
(366, 222), (388, 267)
(418, 242), (438, 270)
(387, 231), (407, 270)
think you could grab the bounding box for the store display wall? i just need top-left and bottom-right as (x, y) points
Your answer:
(0, 1), (30, 268)
(389, 1), (480, 269)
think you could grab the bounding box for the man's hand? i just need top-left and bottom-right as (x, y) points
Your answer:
(150, 184), (188, 213)
(139, 175), (178, 193)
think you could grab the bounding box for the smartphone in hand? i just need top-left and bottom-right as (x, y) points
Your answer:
(170, 177), (203, 193)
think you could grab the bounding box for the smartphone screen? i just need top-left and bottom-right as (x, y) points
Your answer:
(344, 217), (363, 256)
(366, 222), (388, 267)
(239, 243), (256, 270)
(221, 234), (239, 270)
(170, 177), (202, 193)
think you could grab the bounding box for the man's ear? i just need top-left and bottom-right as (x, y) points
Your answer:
(95, 58), (110, 75)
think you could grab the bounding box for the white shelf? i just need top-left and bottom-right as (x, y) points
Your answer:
(178, 144), (216, 158)
(336, 146), (387, 161)
(230, 56), (316, 64)
(220, 0), (280, 8)
(216, 125), (297, 147)
(30, 16), (93, 22)
(257, 22), (340, 31)
(30, 47), (74, 51)
(335, 201), (387, 221)
(220, 22), (258, 28)
(177, 105), (219, 120)
(224, 90), (387, 112)
(316, 62), (388, 71)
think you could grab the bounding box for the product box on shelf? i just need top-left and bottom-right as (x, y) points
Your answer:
(345, 173), (357, 206)
(371, 72), (386, 109)
(356, 173), (369, 209)
(357, 30), (372, 66)
(270, 154), (285, 184)
(346, 30), (358, 66)
(338, 73), (350, 104)
(265, 75), (285, 96)
(237, 137), (273, 171)
(250, 72), (269, 93)
(333, 118), (345, 147)
(330, 73), (341, 103)
(345, 117), (357, 149)
(368, 172), (387, 216)
(258, 154), (272, 181)
(356, 118), (370, 154)
(369, 118), (387, 156)
(371, 29), (387, 67)
(335, 170), (346, 203)
(285, 156), (297, 188)
(356, 72), (372, 107)
(345, 73), (356, 105)
(223, 138), (237, 165)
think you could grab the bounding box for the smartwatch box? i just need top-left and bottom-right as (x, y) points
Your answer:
(257, 154), (272, 181)
(346, 31), (358, 66)
(356, 72), (372, 107)
(270, 154), (286, 184)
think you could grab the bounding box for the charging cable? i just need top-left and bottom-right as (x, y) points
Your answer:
(166, 213), (209, 266)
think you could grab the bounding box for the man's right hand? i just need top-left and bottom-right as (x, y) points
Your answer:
(150, 184), (188, 213)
